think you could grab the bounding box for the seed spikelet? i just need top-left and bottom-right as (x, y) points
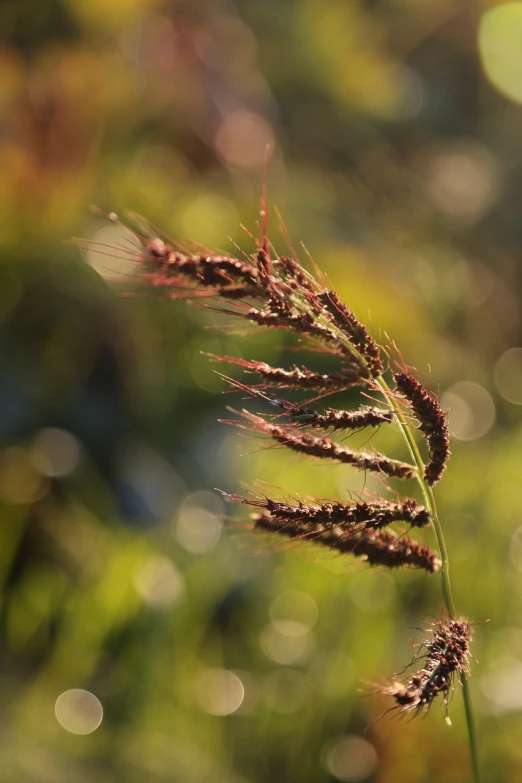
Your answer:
(394, 370), (450, 485)
(226, 410), (416, 480)
(208, 355), (367, 392)
(379, 618), (473, 717)
(223, 493), (431, 530)
(253, 513), (440, 573)
(317, 290), (382, 377)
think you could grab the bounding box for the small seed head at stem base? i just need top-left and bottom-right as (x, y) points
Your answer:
(378, 618), (473, 717)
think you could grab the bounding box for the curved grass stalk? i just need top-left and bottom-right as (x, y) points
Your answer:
(296, 299), (480, 781)
(377, 376), (480, 783)
(108, 215), (480, 781)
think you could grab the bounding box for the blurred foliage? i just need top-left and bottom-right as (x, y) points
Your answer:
(1, 1), (522, 781)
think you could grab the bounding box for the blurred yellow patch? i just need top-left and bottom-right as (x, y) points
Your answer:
(0, 447), (43, 505)
(297, 1), (410, 118)
(479, 2), (522, 104)
(180, 193), (239, 248)
(319, 243), (427, 342)
(65, 0), (163, 29)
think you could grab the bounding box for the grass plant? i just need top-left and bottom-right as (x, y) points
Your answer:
(84, 203), (481, 782)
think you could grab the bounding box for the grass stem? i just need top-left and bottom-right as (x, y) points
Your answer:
(377, 376), (480, 783)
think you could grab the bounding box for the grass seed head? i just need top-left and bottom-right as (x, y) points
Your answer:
(227, 410), (416, 479)
(379, 618), (473, 717)
(223, 493), (431, 531)
(253, 513), (440, 573)
(394, 370), (450, 486)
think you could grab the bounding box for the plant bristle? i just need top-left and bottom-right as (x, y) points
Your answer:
(379, 618), (472, 716)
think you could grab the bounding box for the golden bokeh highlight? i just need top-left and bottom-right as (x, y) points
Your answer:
(55, 689), (103, 735)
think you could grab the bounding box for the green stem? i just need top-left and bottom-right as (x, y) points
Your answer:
(289, 297), (480, 781)
(377, 376), (480, 783)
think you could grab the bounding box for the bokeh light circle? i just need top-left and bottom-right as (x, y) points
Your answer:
(85, 223), (139, 281)
(175, 491), (224, 554)
(194, 669), (245, 716)
(215, 110), (274, 170)
(260, 623), (313, 664)
(479, 3), (522, 105)
(481, 659), (522, 714)
(510, 525), (522, 571)
(441, 381), (495, 441)
(32, 427), (81, 477)
(55, 689), (103, 735)
(426, 142), (500, 222)
(494, 348), (522, 404)
(323, 734), (378, 782)
(269, 590), (318, 636)
(134, 554), (184, 607)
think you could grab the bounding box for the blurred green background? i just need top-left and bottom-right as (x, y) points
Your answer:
(2, 1), (522, 781)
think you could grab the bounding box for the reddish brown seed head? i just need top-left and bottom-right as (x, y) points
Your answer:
(379, 618), (473, 716)
(253, 513), (440, 573)
(226, 410), (416, 480)
(222, 493), (431, 531)
(394, 370), (450, 486)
